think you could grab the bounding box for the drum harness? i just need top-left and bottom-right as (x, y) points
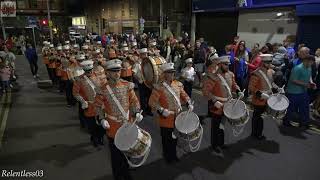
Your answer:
(217, 74), (248, 137)
(106, 85), (130, 123)
(163, 82), (203, 152)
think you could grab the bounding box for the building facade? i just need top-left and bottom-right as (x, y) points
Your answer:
(85, 0), (192, 37)
(1, 0), (70, 42)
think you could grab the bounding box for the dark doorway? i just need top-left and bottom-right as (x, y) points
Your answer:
(196, 12), (239, 54)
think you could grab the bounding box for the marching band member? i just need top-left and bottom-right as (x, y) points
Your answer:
(149, 40), (160, 56)
(73, 54), (87, 128)
(202, 56), (243, 154)
(62, 55), (76, 107)
(82, 45), (91, 59)
(72, 44), (80, 55)
(73, 59), (103, 147)
(48, 46), (60, 86)
(95, 59), (142, 180)
(149, 62), (193, 163)
(121, 56), (133, 82)
(248, 54), (284, 140)
(42, 42), (51, 76)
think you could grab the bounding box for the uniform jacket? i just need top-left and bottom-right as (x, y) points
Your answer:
(149, 80), (190, 128)
(95, 79), (140, 138)
(202, 71), (239, 115)
(73, 74), (99, 117)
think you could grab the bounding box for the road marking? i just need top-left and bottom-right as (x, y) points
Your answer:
(0, 91), (12, 148)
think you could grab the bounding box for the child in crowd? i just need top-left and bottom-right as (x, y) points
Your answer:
(0, 62), (12, 93)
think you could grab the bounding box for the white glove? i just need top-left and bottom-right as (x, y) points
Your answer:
(101, 119), (110, 129)
(261, 93), (270, 100)
(162, 109), (171, 117)
(278, 88), (285, 94)
(135, 113), (144, 122)
(188, 104), (194, 112)
(172, 132), (177, 139)
(81, 101), (88, 109)
(238, 91), (245, 99)
(214, 101), (223, 109)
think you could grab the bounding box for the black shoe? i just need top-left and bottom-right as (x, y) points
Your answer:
(299, 124), (311, 129)
(256, 135), (266, 140)
(98, 138), (104, 145)
(282, 122), (293, 127)
(220, 145), (228, 149)
(90, 137), (98, 147)
(212, 147), (222, 154)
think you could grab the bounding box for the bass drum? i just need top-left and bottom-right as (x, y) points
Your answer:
(141, 56), (166, 88)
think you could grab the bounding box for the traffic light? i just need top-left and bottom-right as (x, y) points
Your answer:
(102, 18), (106, 29)
(41, 19), (48, 26)
(96, 19), (99, 28)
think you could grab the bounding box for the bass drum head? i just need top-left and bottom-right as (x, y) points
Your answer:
(141, 56), (166, 88)
(223, 99), (247, 120)
(175, 111), (199, 134)
(267, 94), (289, 111)
(115, 123), (139, 151)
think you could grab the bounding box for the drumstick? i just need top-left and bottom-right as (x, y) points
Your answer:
(129, 110), (143, 130)
(233, 89), (245, 108)
(182, 100), (194, 134)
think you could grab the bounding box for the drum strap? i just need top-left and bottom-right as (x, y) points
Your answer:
(84, 75), (96, 101)
(217, 74), (232, 97)
(163, 82), (182, 112)
(258, 70), (272, 90)
(106, 85), (129, 122)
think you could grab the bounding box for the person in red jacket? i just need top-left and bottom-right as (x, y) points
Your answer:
(248, 49), (262, 75)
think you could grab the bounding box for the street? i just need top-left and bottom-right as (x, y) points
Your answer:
(0, 55), (320, 180)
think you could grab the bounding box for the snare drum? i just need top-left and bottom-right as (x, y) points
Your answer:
(223, 99), (249, 127)
(267, 94), (289, 119)
(175, 111), (203, 152)
(141, 56), (166, 88)
(114, 123), (152, 167)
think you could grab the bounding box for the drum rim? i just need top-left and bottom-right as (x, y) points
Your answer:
(223, 99), (247, 119)
(114, 123), (139, 151)
(175, 111), (200, 133)
(267, 94), (289, 111)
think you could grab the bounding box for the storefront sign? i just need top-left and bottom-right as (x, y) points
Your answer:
(1, 1), (16, 17)
(72, 17), (86, 26)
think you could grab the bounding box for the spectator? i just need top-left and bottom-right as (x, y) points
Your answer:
(283, 55), (317, 128)
(0, 63), (11, 93)
(25, 44), (39, 78)
(181, 58), (196, 97)
(193, 40), (206, 86)
(248, 48), (262, 75)
(232, 40), (248, 90)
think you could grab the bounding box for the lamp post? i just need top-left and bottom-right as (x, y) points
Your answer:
(47, 0), (53, 42)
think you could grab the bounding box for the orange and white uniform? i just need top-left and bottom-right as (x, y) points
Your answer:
(148, 80), (190, 128)
(202, 71), (239, 115)
(42, 47), (50, 65)
(248, 68), (274, 106)
(93, 65), (107, 87)
(120, 62), (133, 79)
(73, 74), (99, 117)
(94, 80), (140, 138)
